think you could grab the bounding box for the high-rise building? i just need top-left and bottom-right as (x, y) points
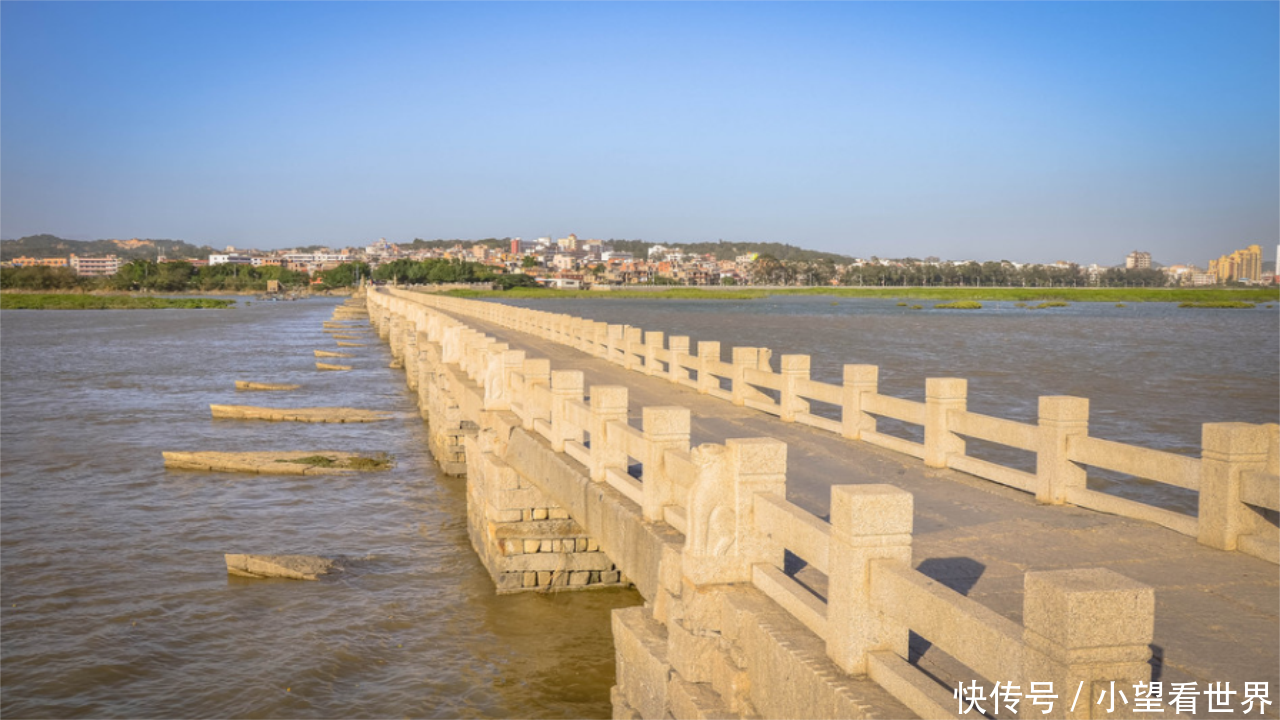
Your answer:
(1125, 251), (1152, 269)
(1209, 244), (1262, 283)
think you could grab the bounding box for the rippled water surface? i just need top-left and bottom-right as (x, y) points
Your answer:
(1, 298), (640, 719)
(497, 296), (1279, 511)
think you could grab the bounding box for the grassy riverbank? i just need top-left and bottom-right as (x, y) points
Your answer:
(0, 293), (237, 310)
(442, 286), (1278, 303)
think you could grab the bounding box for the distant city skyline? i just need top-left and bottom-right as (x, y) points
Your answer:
(2, 2), (1276, 267)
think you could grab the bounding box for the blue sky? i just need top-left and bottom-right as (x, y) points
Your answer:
(2, 2), (1276, 265)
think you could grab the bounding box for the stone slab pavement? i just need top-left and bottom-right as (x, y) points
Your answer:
(456, 312), (1279, 713)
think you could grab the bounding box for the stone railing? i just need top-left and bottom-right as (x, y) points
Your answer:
(388, 288), (1280, 565)
(368, 289), (1168, 718)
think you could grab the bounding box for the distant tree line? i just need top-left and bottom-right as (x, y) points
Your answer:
(0, 261), (309, 292)
(316, 259), (537, 290)
(749, 256), (1174, 288)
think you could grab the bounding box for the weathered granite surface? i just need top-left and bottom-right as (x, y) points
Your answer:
(163, 450), (390, 474)
(209, 404), (391, 422)
(225, 553), (336, 580)
(235, 381), (302, 391)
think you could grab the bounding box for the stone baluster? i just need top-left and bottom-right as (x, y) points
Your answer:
(644, 331), (665, 377)
(1198, 422), (1272, 552)
(779, 354), (811, 422)
(1037, 396), (1090, 504)
(696, 341), (720, 395)
(827, 484), (913, 675)
(668, 336), (691, 384)
(521, 358), (551, 431)
(549, 370), (584, 452)
(606, 325), (624, 365)
(1022, 568), (1154, 720)
(841, 364), (879, 440)
(730, 347), (760, 407)
(589, 386), (629, 483)
(624, 327), (644, 371)
(641, 406), (691, 523)
(924, 377), (967, 468)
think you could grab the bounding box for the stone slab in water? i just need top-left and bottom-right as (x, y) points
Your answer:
(316, 362), (354, 371)
(235, 381), (302, 391)
(162, 450), (388, 474)
(314, 350), (354, 358)
(209, 404), (390, 422)
(225, 553), (335, 580)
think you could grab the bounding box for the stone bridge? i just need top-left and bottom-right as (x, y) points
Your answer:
(366, 287), (1278, 720)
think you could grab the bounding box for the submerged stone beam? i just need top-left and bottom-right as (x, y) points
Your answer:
(235, 381), (302, 391)
(209, 404), (392, 422)
(316, 362), (353, 371)
(225, 554), (336, 580)
(163, 450), (392, 474)
(314, 350), (355, 358)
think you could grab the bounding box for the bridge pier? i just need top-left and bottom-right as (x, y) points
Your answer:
(373, 295), (629, 594)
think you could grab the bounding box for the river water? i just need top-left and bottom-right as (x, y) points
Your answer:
(497, 296), (1280, 513)
(0, 298), (639, 719)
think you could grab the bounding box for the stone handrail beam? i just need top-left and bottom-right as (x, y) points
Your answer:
(386, 288), (1279, 565)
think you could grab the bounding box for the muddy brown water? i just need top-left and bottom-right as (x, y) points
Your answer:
(1, 299), (640, 718)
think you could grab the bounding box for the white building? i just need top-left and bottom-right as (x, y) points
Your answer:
(208, 253), (254, 266)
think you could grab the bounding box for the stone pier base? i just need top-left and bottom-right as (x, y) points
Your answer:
(373, 294), (626, 593)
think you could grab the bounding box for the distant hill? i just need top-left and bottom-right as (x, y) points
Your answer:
(604, 239), (854, 264)
(0, 234), (215, 261)
(405, 238), (510, 250)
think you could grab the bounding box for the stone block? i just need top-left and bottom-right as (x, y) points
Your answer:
(537, 571), (552, 587)
(570, 571), (591, 586)
(669, 618), (721, 684)
(533, 508), (549, 520)
(611, 685), (642, 720)
(681, 579), (725, 634)
(523, 571), (537, 588)
(523, 540), (540, 554)
(614, 607), (671, 720)
(830, 484), (914, 538)
(668, 676), (737, 720)
(1024, 568), (1155, 651)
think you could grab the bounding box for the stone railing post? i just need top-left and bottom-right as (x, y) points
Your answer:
(683, 438), (786, 587)
(731, 347), (760, 406)
(779, 354), (811, 422)
(549, 370), (584, 452)
(624, 327), (644, 371)
(644, 331), (665, 376)
(521, 358), (551, 431)
(606, 325), (625, 365)
(1022, 568), (1154, 720)
(668, 336), (691, 384)
(696, 341), (720, 395)
(1037, 396), (1090, 504)
(589, 386), (629, 483)
(588, 322), (606, 358)
(641, 406), (691, 522)
(924, 378), (967, 468)
(841, 364), (879, 440)
(1198, 422), (1271, 551)
(826, 484), (913, 675)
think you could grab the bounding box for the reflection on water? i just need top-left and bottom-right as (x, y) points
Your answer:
(1, 300), (640, 719)
(496, 296), (1279, 512)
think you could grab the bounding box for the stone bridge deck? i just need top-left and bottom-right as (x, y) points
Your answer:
(452, 308), (1278, 705)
